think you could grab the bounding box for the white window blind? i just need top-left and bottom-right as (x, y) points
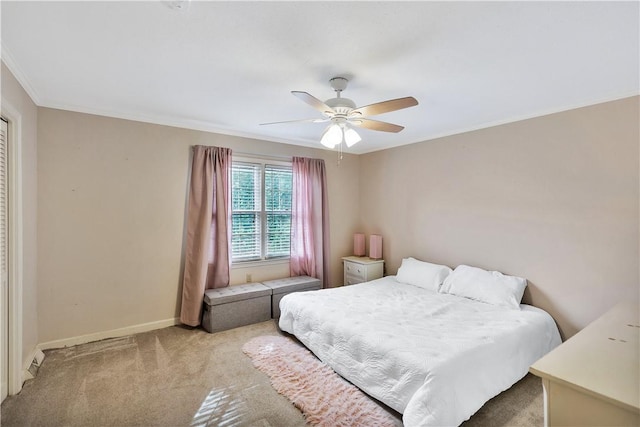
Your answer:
(265, 165), (292, 258)
(231, 162), (262, 261)
(231, 160), (292, 262)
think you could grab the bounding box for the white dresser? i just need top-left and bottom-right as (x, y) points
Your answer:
(342, 256), (384, 286)
(530, 301), (640, 426)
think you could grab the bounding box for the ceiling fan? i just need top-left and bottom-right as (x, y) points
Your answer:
(261, 77), (419, 149)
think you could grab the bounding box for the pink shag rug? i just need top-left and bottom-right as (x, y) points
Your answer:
(242, 335), (400, 427)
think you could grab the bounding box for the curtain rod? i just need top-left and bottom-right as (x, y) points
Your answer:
(232, 151), (293, 162)
(190, 146), (295, 162)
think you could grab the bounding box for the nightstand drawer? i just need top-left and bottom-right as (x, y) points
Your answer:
(342, 256), (385, 286)
(344, 261), (366, 281)
(344, 273), (364, 286)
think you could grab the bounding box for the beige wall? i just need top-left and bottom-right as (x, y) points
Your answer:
(28, 86), (640, 344)
(360, 96), (639, 339)
(1, 63), (39, 369)
(37, 108), (359, 344)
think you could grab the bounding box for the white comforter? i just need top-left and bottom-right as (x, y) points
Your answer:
(278, 276), (561, 427)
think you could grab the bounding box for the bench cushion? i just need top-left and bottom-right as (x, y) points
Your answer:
(203, 283), (271, 306)
(262, 276), (322, 295)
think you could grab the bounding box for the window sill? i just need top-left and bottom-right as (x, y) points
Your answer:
(231, 258), (290, 269)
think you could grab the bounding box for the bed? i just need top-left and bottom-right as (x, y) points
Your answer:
(278, 260), (562, 427)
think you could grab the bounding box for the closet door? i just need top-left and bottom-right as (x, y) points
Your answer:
(0, 118), (8, 403)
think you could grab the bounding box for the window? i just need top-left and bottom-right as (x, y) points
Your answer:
(231, 159), (292, 263)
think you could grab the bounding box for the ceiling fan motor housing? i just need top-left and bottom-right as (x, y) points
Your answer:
(325, 97), (356, 115)
(326, 77), (355, 116)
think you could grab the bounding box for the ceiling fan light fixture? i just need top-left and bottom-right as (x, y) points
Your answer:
(343, 127), (361, 147)
(320, 124), (342, 148)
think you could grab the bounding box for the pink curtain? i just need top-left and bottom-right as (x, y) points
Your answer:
(180, 146), (232, 326)
(290, 157), (331, 288)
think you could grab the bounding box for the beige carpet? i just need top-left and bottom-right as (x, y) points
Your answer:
(1, 320), (544, 426)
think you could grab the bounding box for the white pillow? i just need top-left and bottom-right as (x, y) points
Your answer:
(440, 264), (527, 309)
(396, 257), (452, 292)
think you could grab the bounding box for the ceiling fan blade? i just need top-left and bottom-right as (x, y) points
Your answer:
(350, 118), (404, 133)
(260, 118), (329, 126)
(292, 91), (335, 116)
(350, 96), (418, 117)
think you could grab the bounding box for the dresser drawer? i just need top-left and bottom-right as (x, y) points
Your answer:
(344, 261), (366, 281)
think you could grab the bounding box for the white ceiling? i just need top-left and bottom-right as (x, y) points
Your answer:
(2, 1), (638, 154)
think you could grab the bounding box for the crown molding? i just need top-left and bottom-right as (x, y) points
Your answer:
(1, 43), (42, 106)
(366, 91), (640, 154)
(42, 99), (328, 151)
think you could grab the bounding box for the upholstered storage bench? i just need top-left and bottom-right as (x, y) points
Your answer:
(262, 276), (322, 318)
(202, 283), (271, 333)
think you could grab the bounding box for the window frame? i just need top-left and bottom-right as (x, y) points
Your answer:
(231, 155), (292, 266)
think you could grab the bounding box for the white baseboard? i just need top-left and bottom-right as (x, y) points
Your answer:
(37, 317), (180, 351)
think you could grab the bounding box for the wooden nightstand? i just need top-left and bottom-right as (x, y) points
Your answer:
(342, 256), (384, 286)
